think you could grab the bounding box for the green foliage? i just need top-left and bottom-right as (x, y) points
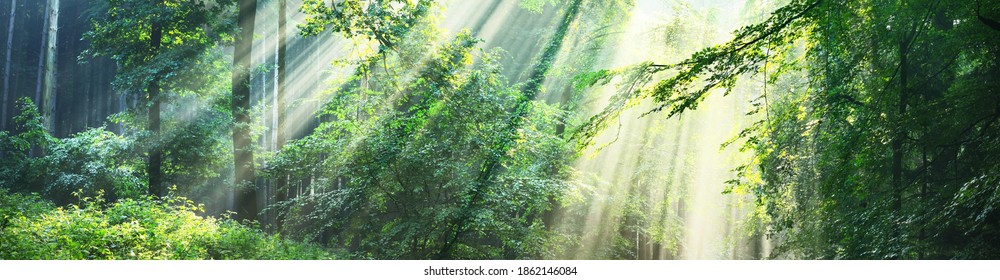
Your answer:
(0, 94), (233, 207)
(739, 0), (1000, 259)
(573, 0), (820, 149)
(518, 0), (562, 14)
(265, 26), (573, 258)
(82, 0), (238, 198)
(0, 188), (54, 227)
(570, 62), (656, 150)
(44, 128), (146, 203)
(158, 97), (233, 194)
(84, 0), (237, 93)
(577, 0), (1000, 259)
(1, 99), (145, 204)
(15, 0), (1000, 261)
(298, 0), (432, 50)
(0, 188), (331, 260)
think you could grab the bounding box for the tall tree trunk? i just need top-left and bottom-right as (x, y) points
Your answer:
(148, 20), (164, 197)
(891, 33), (909, 259)
(232, 0), (258, 223)
(2, 0), (15, 131)
(275, 0), (288, 231)
(893, 40), (906, 212)
(34, 0), (50, 108)
(84, 58), (92, 128)
(42, 0), (59, 134)
(29, 0), (49, 158)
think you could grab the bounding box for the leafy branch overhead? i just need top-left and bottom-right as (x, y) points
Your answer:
(83, 0), (238, 93)
(572, 0), (822, 149)
(299, 0), (433, 49)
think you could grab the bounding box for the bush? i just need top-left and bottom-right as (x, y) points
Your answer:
(0, 98), (145, 204)
(0, 188), (332, 260)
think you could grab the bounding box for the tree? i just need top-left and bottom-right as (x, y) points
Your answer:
(231, 0), (257, 222)
(274, 0), (288, 230)
(85, 0), (237, 197)
(42, 0), (59, 134)
(436, 0), (583, 259)
(1, 0), (14, 132)
(147, 5), (164, 197)
(267, 26), (570, 258)
(33, 0), (51, 125)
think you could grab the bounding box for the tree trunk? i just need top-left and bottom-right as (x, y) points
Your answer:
(893, 40), (906, 212)
(232, 0), (258, 223)
(2, 0), (16, 131)
(275, 0), (288, 231)
(34, 0), (50, 109)
(148, 20), (164, 197)
(84, 56), (92, 129)
(42, 0), (59, 134)
(891, 34), (909, 259)
(28, 0), (49, 157)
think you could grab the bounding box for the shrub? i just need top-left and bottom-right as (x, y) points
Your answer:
(0, 188), (332, 260)
(0, 98), (145, 204)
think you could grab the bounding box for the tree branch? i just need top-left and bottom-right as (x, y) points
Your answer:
(978, 0), (1000, 32)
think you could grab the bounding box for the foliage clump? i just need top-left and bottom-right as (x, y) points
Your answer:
(0, 188), (332, 260)
(0, 98), (145, 204)
(264, 26), (573, 259)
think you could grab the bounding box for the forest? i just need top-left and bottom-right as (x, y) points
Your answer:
(1, 0), (999, 260)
